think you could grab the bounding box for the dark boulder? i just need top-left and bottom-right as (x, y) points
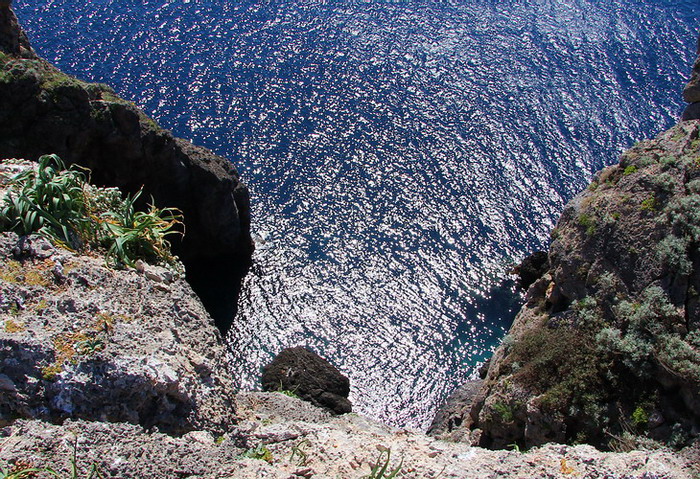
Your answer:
(513, 251), (549, 290)
(261, 347), (352, 415)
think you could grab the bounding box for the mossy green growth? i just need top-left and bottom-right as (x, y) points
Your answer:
(640, 196), (656, 212)
(492, 401), (515, 423)
(577, 213), (596, 236)
(242, 444), (273, 463)
(631, 405), (649, 429)
(623, 165), (638, 176)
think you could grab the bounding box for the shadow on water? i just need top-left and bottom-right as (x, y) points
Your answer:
(459, 276), (524, 369)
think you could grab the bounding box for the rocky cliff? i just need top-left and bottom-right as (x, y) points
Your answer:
(0, 1), (252, 332)
(2, 195), (694, 477)
(0, 4), (699, 478)
(433, 39), (700, 451)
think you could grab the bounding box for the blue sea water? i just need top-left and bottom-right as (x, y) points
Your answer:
(15, 0), (700, 429)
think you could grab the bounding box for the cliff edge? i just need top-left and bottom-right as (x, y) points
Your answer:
(0, 2), (252, 332)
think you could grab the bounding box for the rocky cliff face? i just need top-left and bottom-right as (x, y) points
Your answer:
(435, 122), (700, 451)
(0, 2), (252, 332)
(0, 232), (237, 435)
(430, 35), (700, 452)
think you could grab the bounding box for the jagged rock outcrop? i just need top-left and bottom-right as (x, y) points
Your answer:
(427, 379), (483, 441)
(0, 4), (252, 332)
(261, 347), (352, 414)
(0, 232), (237, 435)
(0, 1), (33, 59)
(682, 34), (700, 120)
(437, 121), (700, 450)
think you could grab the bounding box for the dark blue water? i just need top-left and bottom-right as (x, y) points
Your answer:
(15, 0), (699, 429)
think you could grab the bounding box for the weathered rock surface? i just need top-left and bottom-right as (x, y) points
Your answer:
(0, 5), (252, 332)
(442, 121), (700, 450)
(261, 346), (352, 414)
(0, 232), (237, 435)
(428, 379), (483, 441)
(682, 34), (700, 120)
(1, 393), (698, 478)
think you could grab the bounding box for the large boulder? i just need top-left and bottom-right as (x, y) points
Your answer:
(0, 6), (252, 332)
(261, 347), (352, 414)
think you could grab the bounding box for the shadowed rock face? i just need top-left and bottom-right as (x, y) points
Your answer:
(261, 347), (352, 414)
(0, 4), (252, 332)
(514, 251), (549, 290)
(0, 1), (33, 58)
(682, 34), (700, 120)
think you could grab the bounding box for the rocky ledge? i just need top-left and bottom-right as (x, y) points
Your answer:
(0, 232), (237, 435)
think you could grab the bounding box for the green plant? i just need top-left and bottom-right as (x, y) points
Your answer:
(274, 381), (301, 399)
(99, 190), (182, 268)
(657, 235), (691, 276)
(242, 444), (273, 463)
(0, 435), (102, 479)
(492, 401), (515, 423)
(362, 448), (403, 479)
(640, 196), (656, 212)
(0, 155), (183, 268)
(577, 213), (596, 236)
(290, 439), (311, 467)
(75, 338), (105, 356)
(631, 406), (648, 429)
(0, 155), (89, 246)
(623, 165), (638, 176)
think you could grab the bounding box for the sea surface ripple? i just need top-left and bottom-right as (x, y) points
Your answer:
(16, 0), (700, 429)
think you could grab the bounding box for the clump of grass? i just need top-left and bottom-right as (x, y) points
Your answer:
(639, 196), (656, 212)
(290, 439), (311, 467)
(577, 213), (596, 236)
(0, 154), (182, 269)
(0, 435), (102, 479)
(362, 447), (403, 479)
